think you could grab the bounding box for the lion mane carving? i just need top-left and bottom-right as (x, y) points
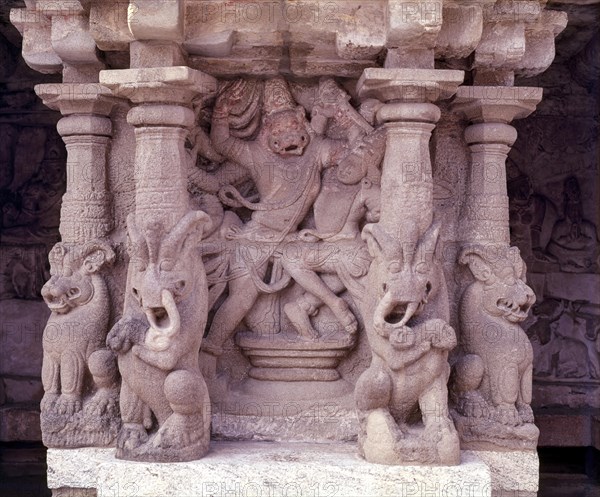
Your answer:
(40, 240), (120, 447)
(451, 244), (539, 450)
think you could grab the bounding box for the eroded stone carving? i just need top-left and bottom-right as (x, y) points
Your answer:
(198, 77), (373, 384)
(6, 0), (573, 487)
(40, 240), (120, 447)
(451, 245), (539, 450)
(355, 221), (460, 465)
(107, 210), (212, 462)
(527, 299), (600, 381)
(547, 176), (600, 272)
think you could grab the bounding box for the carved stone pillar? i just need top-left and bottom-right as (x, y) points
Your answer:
(453, 86), (543, 245)
(353, 69), (463, 466)
(100, 62), (217, 461)
(358, 69), (464, 238)
(36, 84), (117, 242)
(449, 86), (543, 452)
(33, 83), (120, 448)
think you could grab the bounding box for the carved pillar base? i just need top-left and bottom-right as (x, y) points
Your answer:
(450, 86), (543, 452)
(352, 69), (464, 466)
(33, 83), (120, 449)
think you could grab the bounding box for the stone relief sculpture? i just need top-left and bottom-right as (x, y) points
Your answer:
(508, 168), (558, 264)
(0, 131), (65, 300)
(184, 75), (462, 465)
(278, 128), (384, 340)
(107, 211), (213, 462)
(508, 169), (599, 273)
(451, 245), (539, 450)
(547, 176), (599, 272)
(8, 0), (573, 490)
(197, 77), (376, 383)
(527, 299), (600, 380)
(40, 240), (120, 447)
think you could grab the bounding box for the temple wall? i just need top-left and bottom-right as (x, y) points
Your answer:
(0, 27), (64, 441)
(509, 27), (600, 447)
(0, 0), (597, 458)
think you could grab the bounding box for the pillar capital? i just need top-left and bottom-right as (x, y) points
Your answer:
(452, 86), (543, 124)
(357, 68), (464, 103)
(100, 66), (216, 106)
(35, 83), (118, 117)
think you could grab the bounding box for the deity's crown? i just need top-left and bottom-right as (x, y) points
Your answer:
(263, 76), (296, 116)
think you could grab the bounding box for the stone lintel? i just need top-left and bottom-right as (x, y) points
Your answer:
(48, 444), (493, 497)
(452, 86), (543, 124)
(34, 84), (117, 116)
(127, 0), (185, 43)
(357, 68), (464, 103)
(99, 66), (216, 104)
(33, 1), (87, 17)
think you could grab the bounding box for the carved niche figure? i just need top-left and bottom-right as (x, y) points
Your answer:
(199, 77), (366, 369)
(354, 222), (460, 466)
(451, 245), (539, 450)
(107, 211), (213, 462)
(280, 129), (385, 340)
(546, 176), (599, 272)
(507, 169), (557, 263)
(528, 299), (600, 380)
(40, 240), (120, 447)
(2, 139), (65, 245)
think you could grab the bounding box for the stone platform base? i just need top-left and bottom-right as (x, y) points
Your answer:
(48, 442), (494, 497)
(466, 449), (539, 497)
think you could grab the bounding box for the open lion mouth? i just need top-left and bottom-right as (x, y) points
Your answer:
(46, 299), (70, 313)
(281, 144), (304, 155)
(382, 301), (423, 328)
(497, 298), (530, 321)
(385, 303), (408, 325)
(146, 306), (171, 331)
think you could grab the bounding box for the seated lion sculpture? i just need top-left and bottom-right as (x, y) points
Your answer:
(451, 244), (539, 450)
(40, 240), (120, 447)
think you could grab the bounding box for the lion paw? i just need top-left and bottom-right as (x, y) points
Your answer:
(517, 403), (535, 424)
(153, 414), (203, 449)
(117, 423), (148, 451)
(84, 390), (118, 417)
(55, 395), (82, 416)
